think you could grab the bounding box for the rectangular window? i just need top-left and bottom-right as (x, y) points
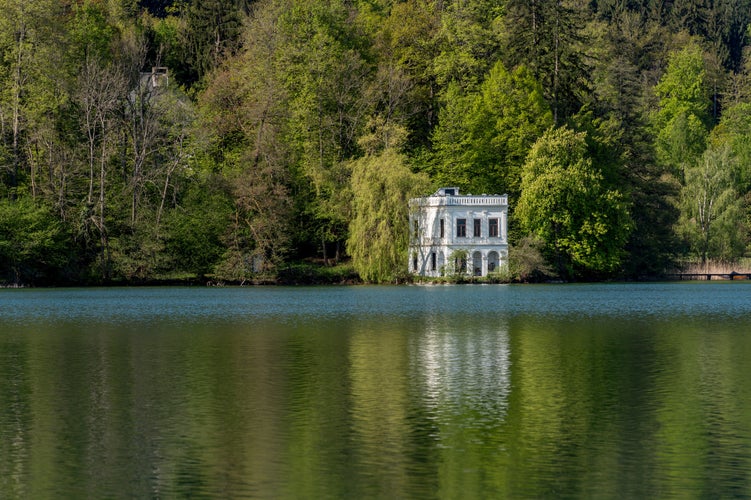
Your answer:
(413, 219), (418, 237)
(440, 218), (445, 238)
(431, 252), (436, 271)
(456, 218), (466, 237)
(489, 218), (499, 237)
(473, 219), (481, 237)
(413, 255), (418, 272)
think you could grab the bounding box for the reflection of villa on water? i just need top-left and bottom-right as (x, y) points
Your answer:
(409, 187), (509, 277)
(417, 320), (511, 417)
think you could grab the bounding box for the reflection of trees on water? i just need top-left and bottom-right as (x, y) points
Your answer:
(344, 316), (514, 497)
(0, 336), (31, 499)
(5, 307), (751, 498)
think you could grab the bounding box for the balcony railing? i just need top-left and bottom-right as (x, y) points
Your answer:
(410, 195), (508, 207)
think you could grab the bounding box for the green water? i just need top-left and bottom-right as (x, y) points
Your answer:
(1, 283), (751, 498)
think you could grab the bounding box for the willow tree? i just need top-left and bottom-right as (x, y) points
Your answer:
(347, 124), (430, 283)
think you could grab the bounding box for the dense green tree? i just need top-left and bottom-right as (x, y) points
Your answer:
(711, 102), (751, 193)
(178, 0), (250, 87)
(652, 41), (711, 181)
(68, 0), (117, 63)
(163, 181), (232, 277)
(0, 197), (70, 285)
(433, 0), (503, 89)
(508, 235), (551, 282)
(585, 15), (683, 276)
(108, 77), (199, 280)
(365, 0), (442, 149)
(431, 61), (552, 197)
(247, 0), (372, 262)
(516, 126), (632, 279)
(503, 0), (590, 124)
(0, 0), (65, 194)
(198, 0), (300, 276)
(691, 103), (751, 259)
(347, 123), (430, 283)
(590, 0), (751, 71)
(678, 145), (746, 261)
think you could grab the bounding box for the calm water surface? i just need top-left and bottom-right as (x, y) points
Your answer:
(1, 282), (751, 498)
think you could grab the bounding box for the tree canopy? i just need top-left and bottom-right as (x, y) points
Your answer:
(1, 0), (751, 284)
(516, 127), (632, 279)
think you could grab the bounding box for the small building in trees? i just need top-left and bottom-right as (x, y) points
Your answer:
(409, 187), (508, 277)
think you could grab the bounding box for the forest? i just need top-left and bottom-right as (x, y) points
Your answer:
(2, 0), (751, 285)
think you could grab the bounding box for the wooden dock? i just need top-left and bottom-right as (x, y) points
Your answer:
(665, 271), (751, 281)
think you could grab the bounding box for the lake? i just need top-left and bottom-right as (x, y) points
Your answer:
(1, 283), (751, 498)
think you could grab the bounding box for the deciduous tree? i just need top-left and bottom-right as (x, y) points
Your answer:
(652, 41), (711, 181)
(74, 56), (126, 278)
(0, 197), (69, 285)
(0, 0), (64, 194)
(431, 62), (552, 197)
(347, 123), (430, 283)
(516, 126), (632, 278)
(679, 144), (746, 261)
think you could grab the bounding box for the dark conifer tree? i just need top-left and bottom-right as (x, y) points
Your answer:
(179, 0), (251, 87)
(503, 0), (591, 124)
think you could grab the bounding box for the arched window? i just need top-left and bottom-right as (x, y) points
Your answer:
(488, 251), (500, 273)
(472, 251), (482, 276)
(455, 253), (467, 274)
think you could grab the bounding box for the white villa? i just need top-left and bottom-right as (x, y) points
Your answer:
(408, 187), (508, 277)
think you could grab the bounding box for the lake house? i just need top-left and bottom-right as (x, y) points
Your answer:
(408, 187), (508, 277)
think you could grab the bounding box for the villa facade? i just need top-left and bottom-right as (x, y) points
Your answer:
(408, 187), (508, 277)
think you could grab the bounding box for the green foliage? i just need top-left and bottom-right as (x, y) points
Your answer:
(432, 0), (504, 89)
(516, 127), (632, 279)
(365, 0), (441, 148)
(347, 146), (430, 283)
(503, 0), (590, 124)
(446, 249), (469, 276)
(508, 235), (552, 282)
(432, 62), (553, 197)
(0, 0), (68, 192)
(276, 261), (359, 285)
(652, 41), (711, 179)
(179, 0), (249, 87)
(712, 102), (751, 192)
(0, 198), (70, 285)
(678, 145), (746, 261)
(2, 0), (751, 283)
(68, 0), (117, 63)
(149, 15), (185, 83)
(164, 184), (232, 277)
(584, 19), (686, 276)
